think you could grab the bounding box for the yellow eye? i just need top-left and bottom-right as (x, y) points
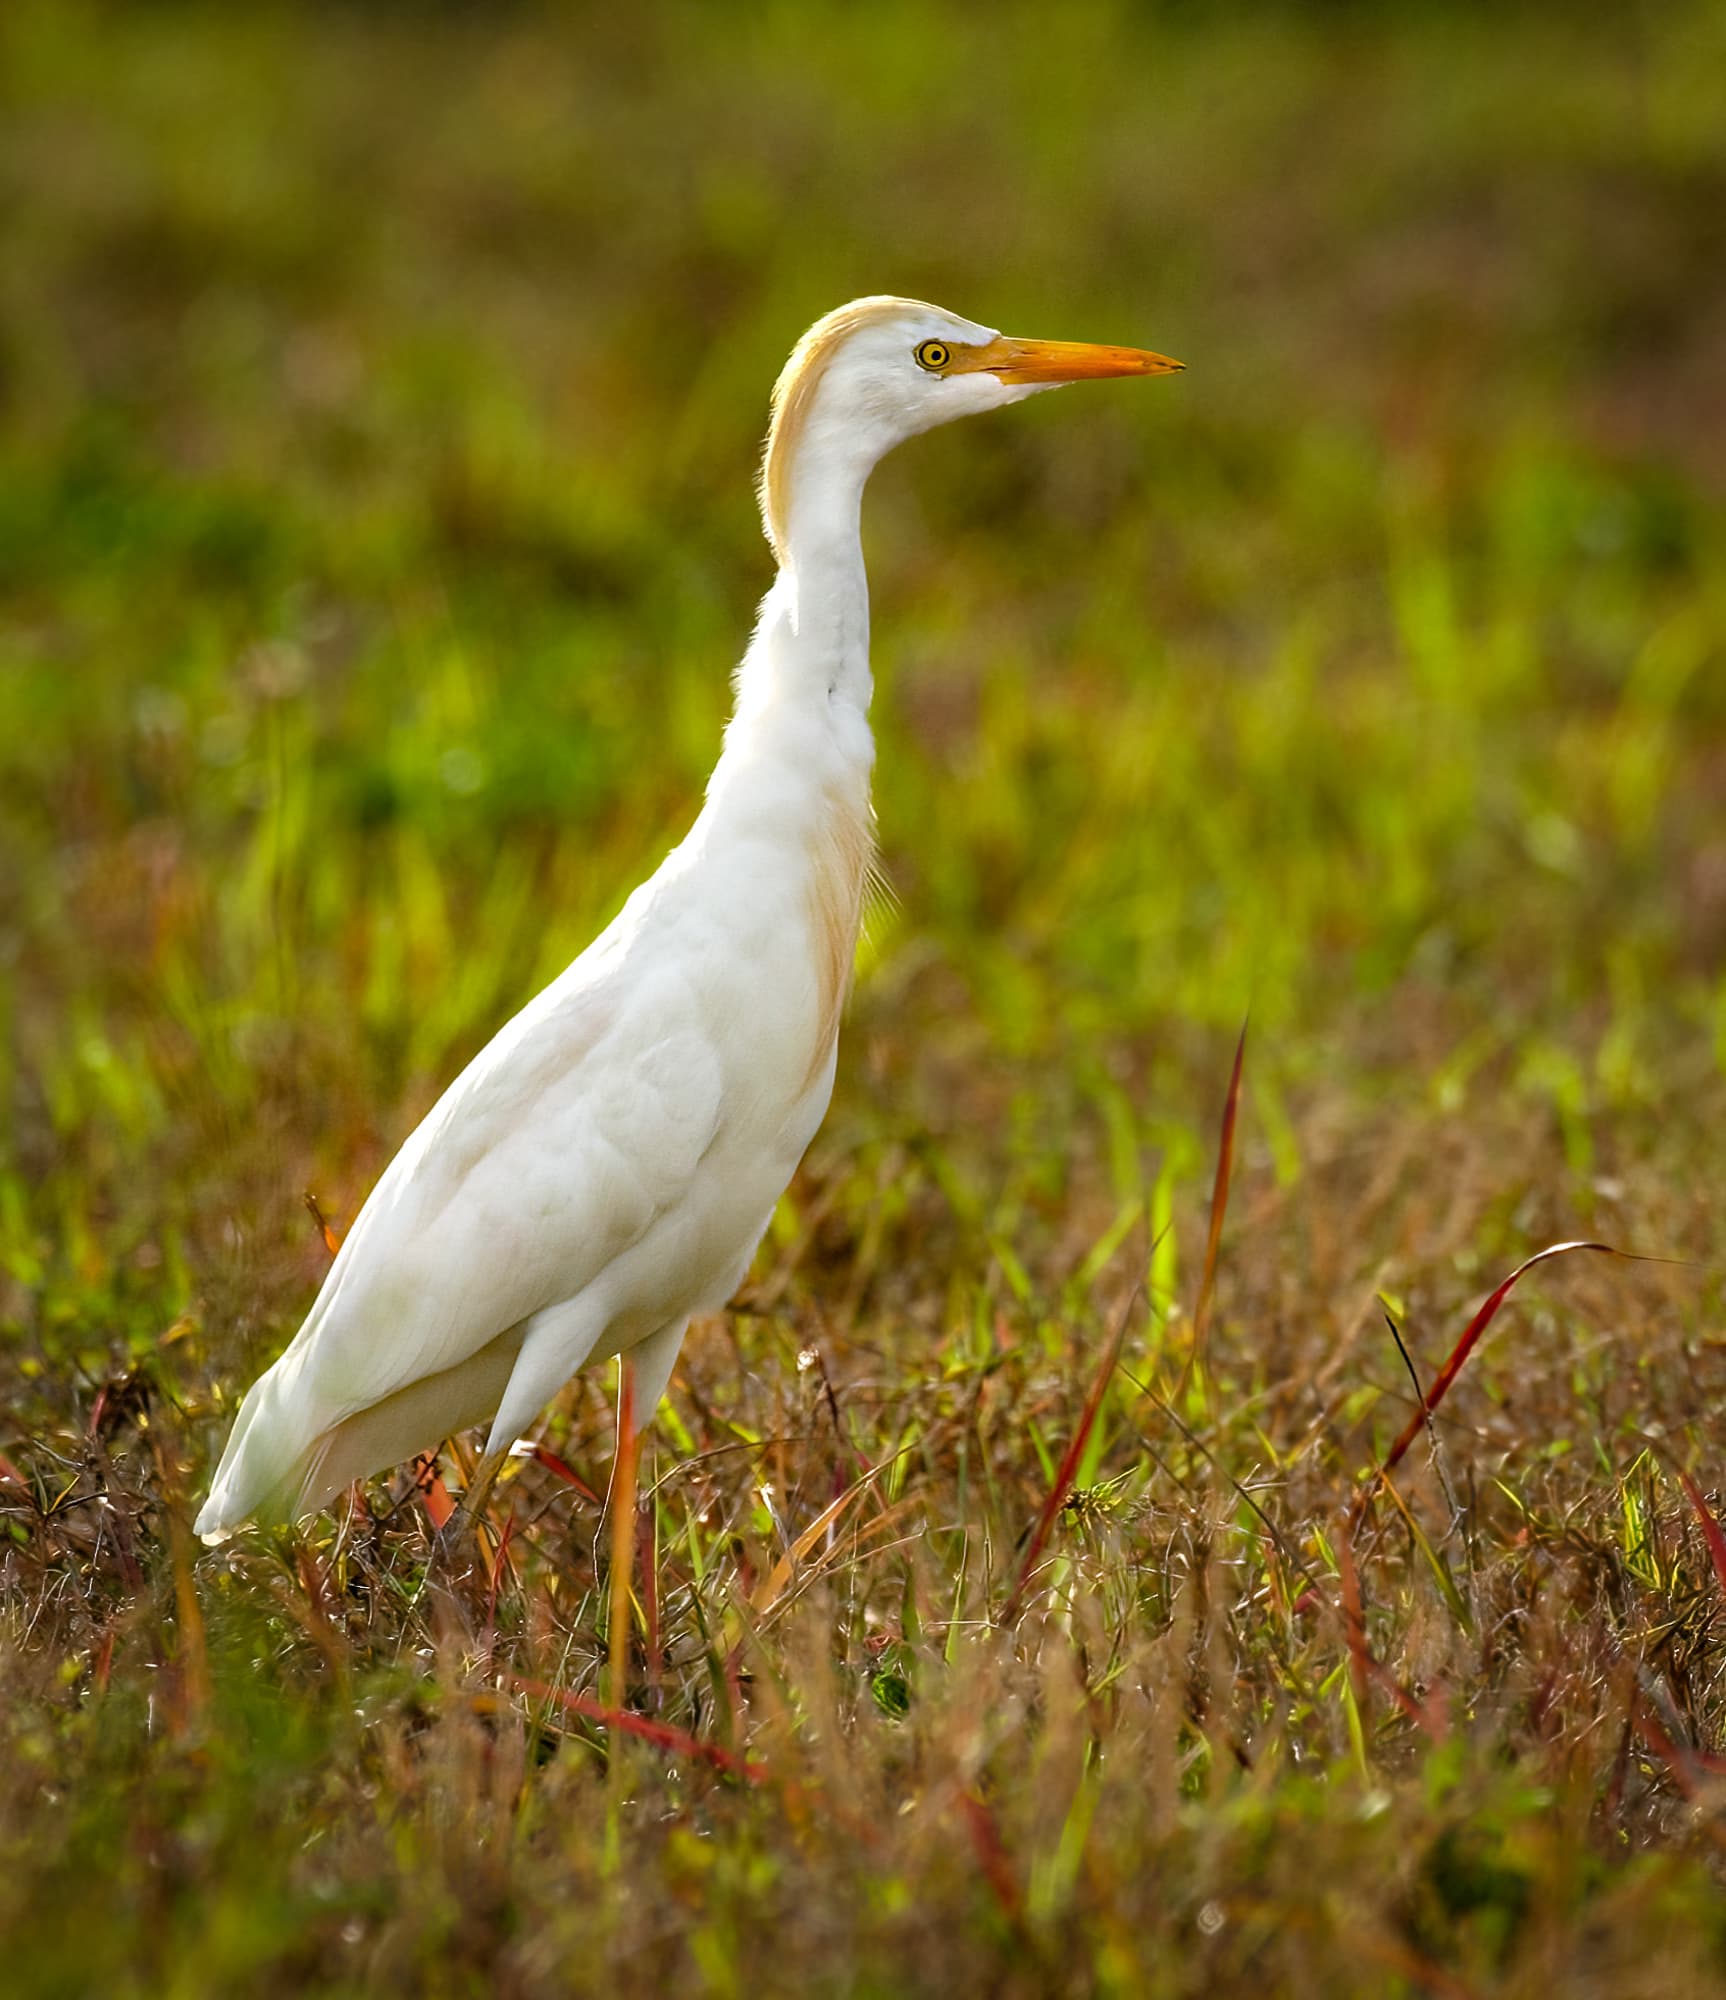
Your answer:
(914, 339), (951, 372)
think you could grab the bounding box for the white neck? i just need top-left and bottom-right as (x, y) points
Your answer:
(691, 429), (883, 901)
(735, 442), (875, 721)
(685, 435), (879, 1061)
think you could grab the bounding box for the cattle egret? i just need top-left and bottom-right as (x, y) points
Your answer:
(195, 297), (1181, 1545)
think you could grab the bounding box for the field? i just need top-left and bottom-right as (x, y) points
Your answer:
(3, 1), (1726, 1992)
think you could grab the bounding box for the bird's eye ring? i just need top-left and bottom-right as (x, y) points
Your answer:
(914, 340), (951, 372)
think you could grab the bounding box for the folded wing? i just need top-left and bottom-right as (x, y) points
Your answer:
(196, 959), (724, 1536)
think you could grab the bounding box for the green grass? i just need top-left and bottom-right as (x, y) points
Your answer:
(4, 1), (1726, 1992)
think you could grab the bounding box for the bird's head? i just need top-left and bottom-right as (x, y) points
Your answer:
(760, 296), (1182, 566)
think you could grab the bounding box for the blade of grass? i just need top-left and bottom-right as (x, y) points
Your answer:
(1364, 1240), (1620, 1505)
(1337, 1524), (1371, 1722)
(1189, 1019), (1247, 1370)
(752, 1448), (906, 1613)
(1675, 1467), (1726, 1607)
(1630, 1702), (1726, 1832)
(1381, 1305), (1461, 1529)
(958, 1789), (1023, 1923)
(514, 1676), (770, 1784)
(1338, 1520), (1446, 1741)
(485, 1505), (518, 1626)
(514, 1673), (885, 1852)
(165, 1515), (209, 1733)
(1379, 1472), (1473, 1633)
(1120, 1363), (1325, 1606)
(294, 1543), (351, 1685)
(638, 1488), (661, 1692)
(150, 1429), (208, 1734)
(1000, 1288), (1137, 1625)
(521, 1441), (601, 1505)
(742, 1496), (925, 1639)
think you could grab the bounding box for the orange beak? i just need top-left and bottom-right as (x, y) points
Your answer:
(950, 335), (1184, 384)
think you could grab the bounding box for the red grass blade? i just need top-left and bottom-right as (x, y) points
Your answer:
(512, 1675), (885, 1851)
(1676, 1468), (1726, 1608)
(526, 1442), (601, 1504)
(513, 1676), (770, 1784)
(1634, 1703), (1705, 1804)
(958, 1789), (1023, 1921)
(486, 1505), (519, 1620)
(1373, 1240), (1618, 1487)
(1191, 1019), (1247, 1364)
(1000, 1290), (1135, 1625)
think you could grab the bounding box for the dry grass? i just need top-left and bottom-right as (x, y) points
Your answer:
(5, 1057), (1724, 1995)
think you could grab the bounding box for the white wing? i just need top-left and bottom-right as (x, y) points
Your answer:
(197, 933), (724, 1533)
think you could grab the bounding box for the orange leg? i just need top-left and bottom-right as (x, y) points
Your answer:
(607, 1358), (637, 1708)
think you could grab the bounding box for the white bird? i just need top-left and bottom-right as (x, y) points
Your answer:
(195, 297), (1180, 1543)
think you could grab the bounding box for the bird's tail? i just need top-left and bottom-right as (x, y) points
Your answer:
(193, 1353), (321, 1543)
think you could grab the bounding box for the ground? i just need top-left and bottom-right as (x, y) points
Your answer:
(2, 2), (1725, 1994)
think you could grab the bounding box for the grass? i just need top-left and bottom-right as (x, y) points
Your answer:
(3, 0), (1726, 1991)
